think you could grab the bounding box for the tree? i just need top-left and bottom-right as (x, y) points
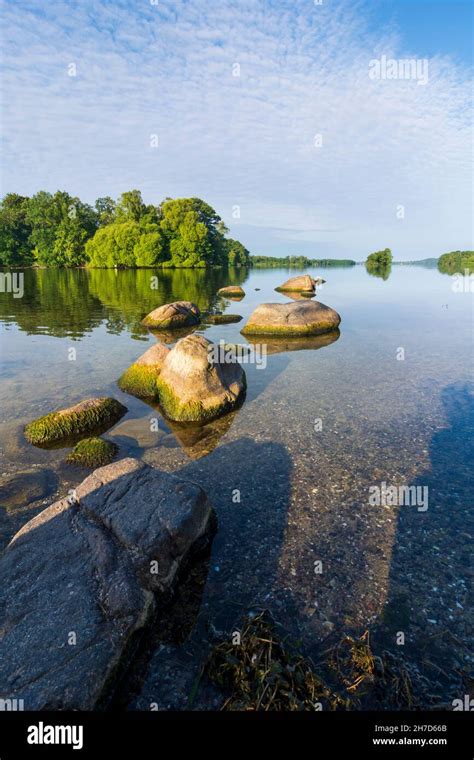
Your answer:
(85, 221), (141, 267)
(25, 190), (97, 266)
(115, 190), (147, 223)
(0, 193), (33, 265)
(223, 238), (251, 267)
(95, 197), (116, 227)
(134, 224), (167, 266)
(160, 197), (225, 266)
(366, 248), (392, 280)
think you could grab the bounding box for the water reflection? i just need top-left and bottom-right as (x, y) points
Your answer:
(0, 267), (249, 338)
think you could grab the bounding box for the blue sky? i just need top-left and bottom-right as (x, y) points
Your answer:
(1, 0), (472, 259)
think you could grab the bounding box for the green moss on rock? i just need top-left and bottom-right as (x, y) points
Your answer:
(118, 365), (159, 398)
(66, 437), (118, 468)
(24, 398), (127, 445)
(156, 374), (246, 423)
(241, 322), (336, 336)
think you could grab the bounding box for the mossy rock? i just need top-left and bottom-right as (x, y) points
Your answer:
(155, 334), (246, 423)
(204, 314), (243, 325)
(275, 274), (316, 293)
(141, 301), (200, 329)
(24, 398), (127, 446)
(217, 286), (245, 298)
(66, 438), (118, 468)
(241, 300), (341, 336)
(118, 343), (170, 399)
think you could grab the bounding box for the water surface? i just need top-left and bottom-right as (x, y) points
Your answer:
(0, 264), (472, 709)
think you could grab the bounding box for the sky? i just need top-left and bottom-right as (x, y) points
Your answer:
(1, 0), (472, 260)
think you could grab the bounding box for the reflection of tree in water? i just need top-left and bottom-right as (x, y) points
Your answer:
(0, 267), (250, 338)
(365, 261), (392, 280)
(0, 268), (104, 339)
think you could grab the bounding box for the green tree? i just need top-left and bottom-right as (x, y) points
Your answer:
(0, 193), (33, 265)
(95, 196), (116, 227)
(366, 248), (392, 280)
(25, 190), (97, 266)
(160, 197), (225, 266)
(438, 250), (474, 275)
(115, 190), (147, 223)
(134, 224), (167, 266)
(223, 238), (251, 267)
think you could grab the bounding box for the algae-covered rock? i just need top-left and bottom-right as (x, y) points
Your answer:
(275, 274), (317, 293)
(141, 301), (200, 330)
(204, 313), (243, 325)
(118, 343), (170, 398)
(66, 438), (118, 468)
(24, 398), (127, 446)
(241, 300), (341, 336)
(156, 334), (246, 423)
(217, 286), (245, 298)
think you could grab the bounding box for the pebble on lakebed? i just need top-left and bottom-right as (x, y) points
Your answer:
(66, 437), (118, 468)
(24, 398), (127, 446)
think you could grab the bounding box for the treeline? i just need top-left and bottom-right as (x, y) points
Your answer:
(250, 255), (356, 267)
(437, 251), (474, 275)
(0, 190), (251, 268)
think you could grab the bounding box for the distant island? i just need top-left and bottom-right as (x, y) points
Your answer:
(250, 255), (356, 268)
(437, 250), (474, 275)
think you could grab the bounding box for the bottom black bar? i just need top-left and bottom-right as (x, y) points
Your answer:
(0, 711), (472, 757)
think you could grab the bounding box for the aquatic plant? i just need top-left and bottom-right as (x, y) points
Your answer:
(24, 398), (126, 445)
(66, 437), (118, 467)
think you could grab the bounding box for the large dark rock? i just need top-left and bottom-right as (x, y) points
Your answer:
(0, 458), (212, 710)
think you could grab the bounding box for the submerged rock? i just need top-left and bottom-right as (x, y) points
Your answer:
(275, 274), (317, 293)
(241, 301), (341, 336)
(118, 342), (170, 398)
(0, 458), (213, 710)
(141, 301), (200, 330)
(156, 334), (246, 423)
(217, 285), (245, 298)
(204, 313), (243, 325)
(24, 398), (127, 446)
(66, 437), (118, 468)
(0, 468), (57, 510)
(244, 329), (340, 355)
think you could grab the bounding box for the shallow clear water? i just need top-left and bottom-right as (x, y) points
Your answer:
(0, 265), (472, 708)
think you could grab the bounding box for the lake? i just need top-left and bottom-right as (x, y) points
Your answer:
(0, 264), (472, 709)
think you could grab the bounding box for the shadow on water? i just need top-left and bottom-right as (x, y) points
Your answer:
(373, 382), (474, 704)
(126, 437), (293, 709)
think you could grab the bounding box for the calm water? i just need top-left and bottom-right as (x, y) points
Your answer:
(0, 265), (472, 709)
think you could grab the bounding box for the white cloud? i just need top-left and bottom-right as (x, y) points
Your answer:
(1, 0), (472, 258)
